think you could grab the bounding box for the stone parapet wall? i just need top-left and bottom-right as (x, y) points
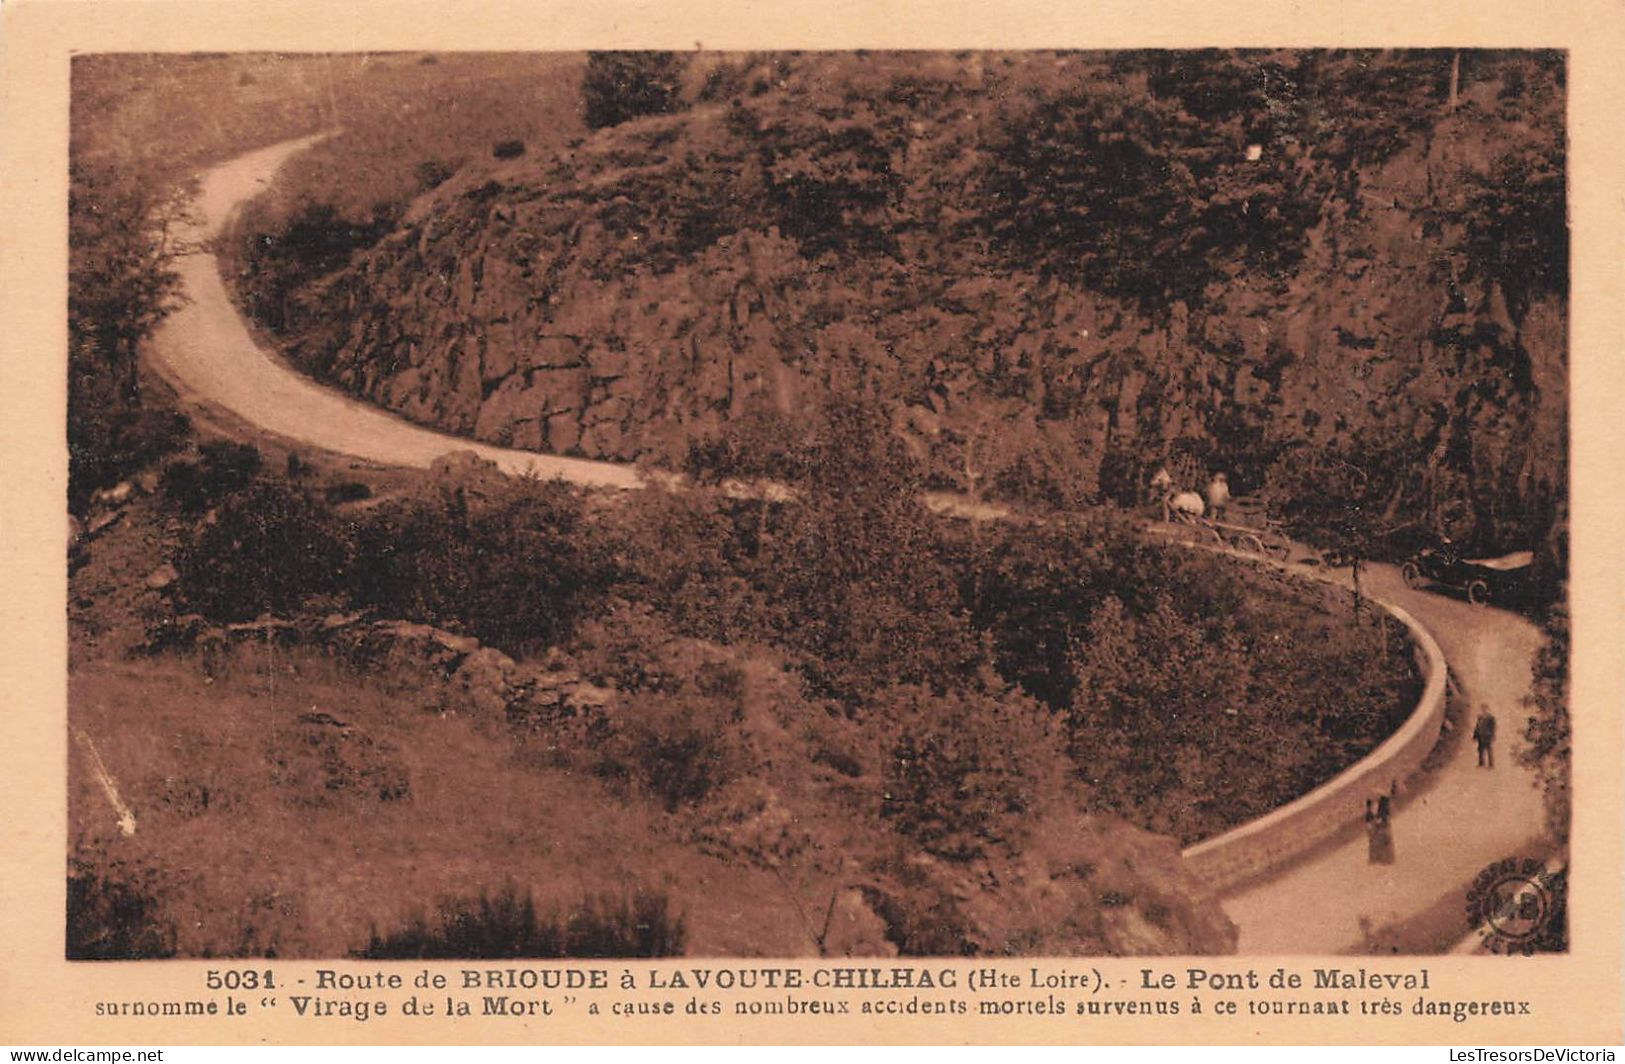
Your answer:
(1181, 598), (1448, 895)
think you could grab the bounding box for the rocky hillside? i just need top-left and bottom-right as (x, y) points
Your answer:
(259, 50), (1566, 551)
(69, 452), (1242, 956)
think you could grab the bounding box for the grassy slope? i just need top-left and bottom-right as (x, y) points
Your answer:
(66, 481), (804, 958)
(69, 653), (809, 958)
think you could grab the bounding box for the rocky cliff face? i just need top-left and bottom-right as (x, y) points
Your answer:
(272, 51), (1566, 547)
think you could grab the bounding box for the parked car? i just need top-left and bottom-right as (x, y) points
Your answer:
(1401, 536), (1535, 607)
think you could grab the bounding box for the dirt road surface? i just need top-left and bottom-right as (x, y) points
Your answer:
(1218, 561), (1550, 953)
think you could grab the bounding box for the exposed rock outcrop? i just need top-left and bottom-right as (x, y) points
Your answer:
(264, 52), (1564, 549)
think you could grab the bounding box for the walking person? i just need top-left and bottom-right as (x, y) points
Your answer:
(1365, 795), (1395, 865)
(1206, 471), (1231, 523)
(1150, 466), (1174, 522)
(1473, 706), (1497, 768)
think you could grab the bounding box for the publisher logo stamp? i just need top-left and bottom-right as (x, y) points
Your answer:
(1466, 858), (1558, 954)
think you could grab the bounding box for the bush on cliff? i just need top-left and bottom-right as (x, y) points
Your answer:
(232, 199), (395, 333)
(581, 52), (688, 130)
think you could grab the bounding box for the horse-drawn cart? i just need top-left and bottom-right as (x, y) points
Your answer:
(1212, 518), (1294, 561)
(1169, 496), (1293, 561)
(1400, 539), (1534, 607)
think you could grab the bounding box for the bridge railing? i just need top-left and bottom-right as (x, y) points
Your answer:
(1180, 597), (1449, 895)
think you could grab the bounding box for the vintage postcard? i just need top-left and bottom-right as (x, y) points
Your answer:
(2, 0), (1621, 1047)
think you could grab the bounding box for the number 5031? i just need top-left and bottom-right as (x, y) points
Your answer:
(205, 970), (276, 990)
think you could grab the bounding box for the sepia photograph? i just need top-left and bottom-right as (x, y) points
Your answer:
(61, 46), (1571, 969)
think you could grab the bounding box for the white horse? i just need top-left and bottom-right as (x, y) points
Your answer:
(1166, 490), (1205, 522)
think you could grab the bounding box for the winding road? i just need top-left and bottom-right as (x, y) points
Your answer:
(152, 135), (645, 491)
(1219, 560), (1550, 952)
(146, 137), (1557, 955)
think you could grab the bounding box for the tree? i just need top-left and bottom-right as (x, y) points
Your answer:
(1066, 594), (1244, 841)
(68, 162), (181, 399)
(1264, 433), (1418, 616)
(755, 399), (984, 703)
(964, 514), (1125, 710)
(876, 684), (1066, 860)
(1522, 597), (1570, 843)
(580, 52), (688, 130)
(1064, 574), (1413, 845)
(68, 161), (191, 507)
(1462, 141), (1568, 321)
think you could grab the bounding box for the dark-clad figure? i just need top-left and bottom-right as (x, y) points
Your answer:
(1473, 707), (1497, 768)
(1365, 795), (1395, 865)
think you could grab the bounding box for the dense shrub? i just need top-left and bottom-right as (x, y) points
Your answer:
(580, 52), (688, 130)
(351, 477), (609, 654)
(1523, 596), (1570, 843)
(491, 139), (526, 160)
(933, 507), (1420, 844)
(161, 440), (264, 513)
(601, 493), (770, 646)
(167, 464), (611, 652)
(683, 407), (809, 486)
(69, 394), (190, 514)
(358, 884), (685, 958)
(959, 513), (1243, 709)
(596, 691), (745, 811)
(67, 862), (176, 960)
(863, 885), (976, 957)
(565, 607), (752, 809)
(173, 475), (350, 622)
(876, 685), (1065, 860)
